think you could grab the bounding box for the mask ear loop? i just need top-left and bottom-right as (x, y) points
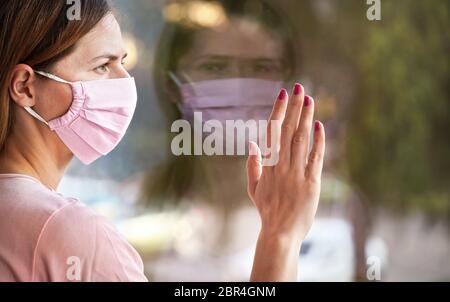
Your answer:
(168, 71), (183, 87)
(34, 70), (73, 84)
(24, 107), (49, 126)
(23, 71), (73, 126)
(168, 71), (196, 87)
(34, 70), (135, 84)
(168, 71), (200, 100)
(168, 72), (188, 114)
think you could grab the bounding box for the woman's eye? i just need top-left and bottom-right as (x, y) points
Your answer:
(95, 64), (109, 73)
(198, 62), (227, 73)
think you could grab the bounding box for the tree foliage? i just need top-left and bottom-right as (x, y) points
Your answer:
(347, 0), (450, 217)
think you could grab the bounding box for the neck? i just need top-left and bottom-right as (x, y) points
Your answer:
(0, 118), (72, 190)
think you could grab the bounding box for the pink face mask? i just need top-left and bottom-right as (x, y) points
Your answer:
(171, 74), (283, 149)
(172, 75), (282, 123)
(24, 71), (137, 165)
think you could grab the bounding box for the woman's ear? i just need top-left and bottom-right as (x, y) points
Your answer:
(8, 64), (38, 108)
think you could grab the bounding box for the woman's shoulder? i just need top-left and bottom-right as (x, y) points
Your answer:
(0, 173), (79, 215)
(0, 174), (146, 281)
(32, 192), (146, 281)
(0, 174), (81, 242)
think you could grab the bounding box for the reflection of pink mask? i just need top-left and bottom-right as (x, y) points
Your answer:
(174, 76), (283, 124)
(171, 75), (283, 152)
(24, 71), (137, 165)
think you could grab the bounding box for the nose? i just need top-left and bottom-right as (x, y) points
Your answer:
(112, 65), (131, 79)
(119, 67), (131, 78)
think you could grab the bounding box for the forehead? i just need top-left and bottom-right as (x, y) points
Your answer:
(186, 18), (283, 59)
(71, 14), (125, 59)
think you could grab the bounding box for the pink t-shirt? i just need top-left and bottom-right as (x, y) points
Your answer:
(0, 174), (148, 282)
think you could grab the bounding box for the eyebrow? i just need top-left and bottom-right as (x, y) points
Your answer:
(194, 55), (282, 62)
(252, 58), (283, 64)
(89, 52), (128, 63)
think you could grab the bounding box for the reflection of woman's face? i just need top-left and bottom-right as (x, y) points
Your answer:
(177, 17), (285, 82)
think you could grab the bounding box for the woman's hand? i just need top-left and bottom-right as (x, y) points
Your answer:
(247, 83), (325, 281)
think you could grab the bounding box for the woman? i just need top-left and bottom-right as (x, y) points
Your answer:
(143, 0), (301, 276)
(145, 0), (300, 209)
(0, 0), (325, 282)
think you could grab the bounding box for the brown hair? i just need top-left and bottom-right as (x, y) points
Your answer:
(0, 0), (111, 151)
(143, 0), (300, 206)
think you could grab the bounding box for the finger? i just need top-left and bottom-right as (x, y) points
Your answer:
(265, 89), (288, 155)
(247, 141), (263, 199)
(279, 83), (304, 164)
(292, 95), (315, 168)
(306, 121), (326, 182)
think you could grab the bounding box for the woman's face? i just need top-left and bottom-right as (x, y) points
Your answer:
(177, 17), (285, 83)
(33, 13), (129, 122)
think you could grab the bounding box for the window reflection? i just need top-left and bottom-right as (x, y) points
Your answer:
(59, 0), (450, 282)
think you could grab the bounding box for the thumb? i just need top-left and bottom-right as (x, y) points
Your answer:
(247, 141), (262, 199)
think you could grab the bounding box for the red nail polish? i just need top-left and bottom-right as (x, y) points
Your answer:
(315, 121), (321, 131)
(278, 89), (287, 100)
(304, 96), (312, 107)
(294, 83), (302, 96)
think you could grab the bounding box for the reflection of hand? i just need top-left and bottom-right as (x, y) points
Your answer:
(247, 83), (325, 281)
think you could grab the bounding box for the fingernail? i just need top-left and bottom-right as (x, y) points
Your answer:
(304, 96), (312, 107)
(294, 83), (302, 96)
(278, 89), (287, 100)
(248, 141), (256, 155)
(315, 120), (321, 131)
